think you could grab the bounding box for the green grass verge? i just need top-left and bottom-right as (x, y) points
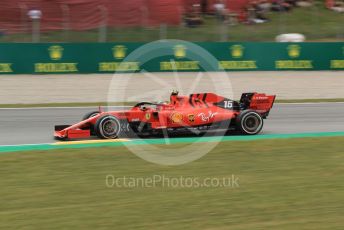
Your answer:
(0, 98), (343, 108)
(1, 137), (344, 229)
(1, 5), (343, 42)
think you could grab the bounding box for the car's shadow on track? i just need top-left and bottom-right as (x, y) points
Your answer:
(121, 130), (245, 140)
(54, 130), (247, 142)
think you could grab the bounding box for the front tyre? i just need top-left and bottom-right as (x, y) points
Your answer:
(236, 110), (263, 135)
(95, 115), (121, 139)
(82, 111), (100, 121)
(82, 111), (100, 135)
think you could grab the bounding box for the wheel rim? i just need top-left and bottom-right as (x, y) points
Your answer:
(101, 119), (119, 137)
(243, 114), (261, 133)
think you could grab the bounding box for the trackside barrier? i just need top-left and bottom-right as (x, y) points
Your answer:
(0, 42), (343, 74)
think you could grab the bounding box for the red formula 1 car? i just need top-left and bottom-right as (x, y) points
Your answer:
(54, 91), (276, 140)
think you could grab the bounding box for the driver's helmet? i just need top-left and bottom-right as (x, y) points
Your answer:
(170, 90), (179, 105)
(171, 90), (179, 96)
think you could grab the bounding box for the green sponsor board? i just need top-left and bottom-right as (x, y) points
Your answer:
(0, 42), (343, 74)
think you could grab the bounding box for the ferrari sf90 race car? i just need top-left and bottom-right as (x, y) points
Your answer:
(54, 91), (276, 140)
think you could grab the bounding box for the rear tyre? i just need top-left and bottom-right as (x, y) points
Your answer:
(95, 115), (121, 139)
(236, 110), (263, 135)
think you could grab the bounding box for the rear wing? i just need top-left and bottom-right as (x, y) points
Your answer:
(240, 93), (276, 118)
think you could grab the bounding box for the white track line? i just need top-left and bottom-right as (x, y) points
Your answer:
(0, 142), (54, 147)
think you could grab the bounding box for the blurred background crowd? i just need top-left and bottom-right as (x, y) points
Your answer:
(0, 0), (343, 42)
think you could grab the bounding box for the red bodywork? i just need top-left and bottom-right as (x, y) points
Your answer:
(54, 92), (276, 140)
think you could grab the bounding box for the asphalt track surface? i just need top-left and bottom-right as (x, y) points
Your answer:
(0, 103), (344, 146)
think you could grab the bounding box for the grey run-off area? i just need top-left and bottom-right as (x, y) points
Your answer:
(0, 71), (343, 104)
(0, 103), (344, 145)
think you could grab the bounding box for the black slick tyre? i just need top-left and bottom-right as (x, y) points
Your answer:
(82, 111), (100, 135)
(95, 115), (121, 139)
(236, 110), (263, 135)
(82, 111), (100, 121)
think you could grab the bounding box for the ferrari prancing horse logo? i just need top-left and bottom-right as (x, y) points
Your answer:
(188, 114), (195, 122)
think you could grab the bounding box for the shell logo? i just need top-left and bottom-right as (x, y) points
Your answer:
(170, 112), (183, 123)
